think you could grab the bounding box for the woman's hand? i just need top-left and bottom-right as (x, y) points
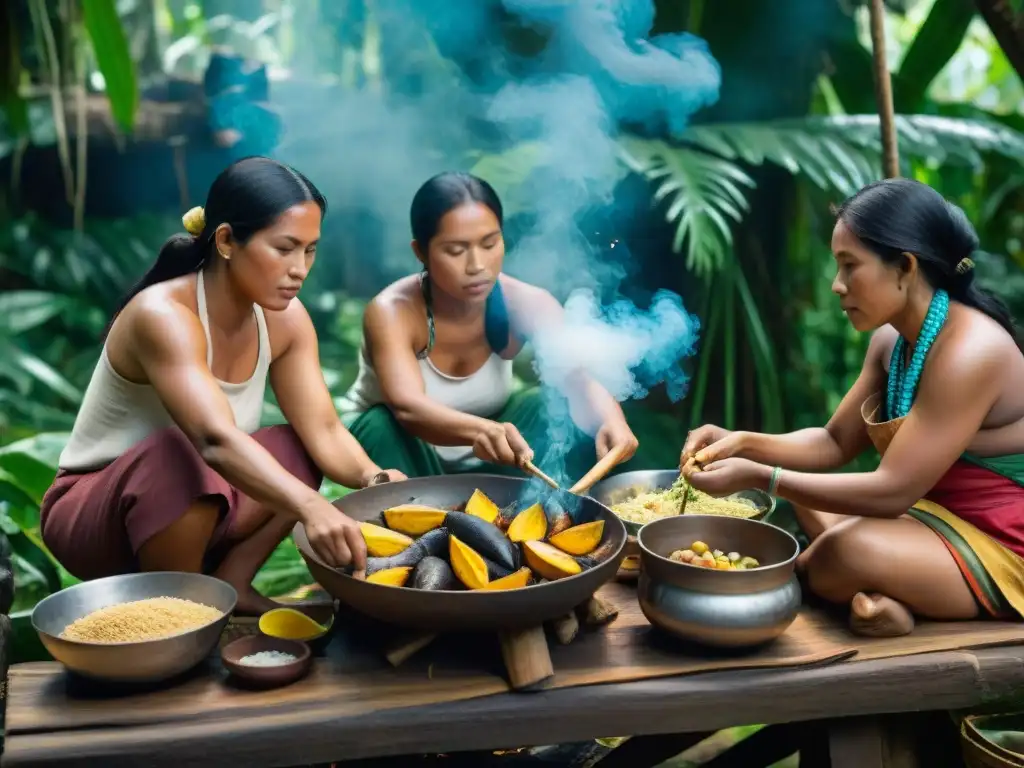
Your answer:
(682, 457), (769, 497)
(680, 424), (748, 469)
(300, 495), (370, 576)
(473, 422), (534, 467)
(596, 419), (639, 464)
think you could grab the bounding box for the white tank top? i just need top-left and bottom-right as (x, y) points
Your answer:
(341, 345), (514, 471)
(340, 279), (515, 471)
(58, 271), (271, 472)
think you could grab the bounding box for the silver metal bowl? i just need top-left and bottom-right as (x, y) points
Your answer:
(590, 469), (777, 536)
(636, 514), (801, 649)
(32, 572), (237, 683)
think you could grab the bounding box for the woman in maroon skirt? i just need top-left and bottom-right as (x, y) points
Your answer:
(40, 156), (406, 614)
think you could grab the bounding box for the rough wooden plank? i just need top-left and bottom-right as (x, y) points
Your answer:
(5, 647), (1024, 768)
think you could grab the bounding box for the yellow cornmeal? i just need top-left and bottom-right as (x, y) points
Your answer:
(60, 596), (223, 643)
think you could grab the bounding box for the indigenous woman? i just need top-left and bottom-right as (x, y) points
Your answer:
(681, 178), (1024, 637)
(338, 172), (639, 481)
(40, 157), (405, 614)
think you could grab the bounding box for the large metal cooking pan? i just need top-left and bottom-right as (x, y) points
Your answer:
(293, 474), (627, 632)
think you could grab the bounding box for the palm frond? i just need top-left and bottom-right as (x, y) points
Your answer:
(618, 136), (754, 277)
(628, 115), (1024, 273)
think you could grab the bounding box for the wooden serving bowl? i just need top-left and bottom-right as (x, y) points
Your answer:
(220, 636), (311, 689)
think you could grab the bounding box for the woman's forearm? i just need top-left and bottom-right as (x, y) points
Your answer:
(771, 464), (909, 518)
(566, 373), (625, 435)
(391, 398), (495, 446)
(305, 422), (382, 488)
(739, 428), (851, 471)
(198, 429), (324, 520)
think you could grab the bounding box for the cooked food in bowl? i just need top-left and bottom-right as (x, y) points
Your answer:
(669, 539), (762, 570)
(59, 596), (223, 643)
(608, 475), (761, 526)
(355, 488), (617, 590)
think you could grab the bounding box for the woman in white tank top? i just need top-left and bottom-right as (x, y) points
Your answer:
(39, 157), (405, 615)
(338, 172), (639, 484)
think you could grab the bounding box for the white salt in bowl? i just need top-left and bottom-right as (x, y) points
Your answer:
(220, 635), (311, 688)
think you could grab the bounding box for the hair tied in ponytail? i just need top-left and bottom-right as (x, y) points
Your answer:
(956, 257), (975, 275)
(182, 206), (206, 237)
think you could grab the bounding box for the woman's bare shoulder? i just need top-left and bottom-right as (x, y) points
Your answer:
(112, 275), (201, 343)
(363, 275), (427, 349)
(366, 275), (423, 320)
(499, 275), (561, 331)
(938, 304), (1018, 370)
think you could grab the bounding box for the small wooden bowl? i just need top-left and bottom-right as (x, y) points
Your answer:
(220, 636), (311, 689)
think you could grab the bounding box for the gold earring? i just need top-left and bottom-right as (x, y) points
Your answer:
(219, 250), (230, 260)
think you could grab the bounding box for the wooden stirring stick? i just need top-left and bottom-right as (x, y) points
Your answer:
(678, 456), (704, 516)
(525, 461), (560, 490)
(679, 475), (690, 516)
(569, 443), (630, 495)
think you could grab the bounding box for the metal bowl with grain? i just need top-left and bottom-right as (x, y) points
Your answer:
(32, 571), (236, 683)
(636, 514), (801, 649)
(590, 469), (776, 537)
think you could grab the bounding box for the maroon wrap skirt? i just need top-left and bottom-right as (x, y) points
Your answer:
(40, 425), (323, 581)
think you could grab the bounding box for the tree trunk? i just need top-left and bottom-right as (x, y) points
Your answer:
(974, 0), (1024, 83)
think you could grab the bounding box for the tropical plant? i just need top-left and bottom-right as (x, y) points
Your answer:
(474, 113), (1024, 432)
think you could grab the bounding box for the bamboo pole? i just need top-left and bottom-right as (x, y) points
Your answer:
(868, 0), (900, 178)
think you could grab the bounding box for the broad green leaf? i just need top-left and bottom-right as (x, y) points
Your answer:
(0, 451), (56, 505)
(0, 433), (69, 469)
(0, 468), (35, 510)
(619, 137), (754, 276)
(0, 292), (72, 335)
(82, 0), (139, 132)
(7, 532), (61, 598)
(0, 341), (82, 404)
(895, 0), (975, 112)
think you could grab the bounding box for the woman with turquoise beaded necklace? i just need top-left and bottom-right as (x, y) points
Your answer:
(680, 178), (1024, 638)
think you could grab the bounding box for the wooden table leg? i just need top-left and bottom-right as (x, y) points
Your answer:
(498, 625), (553, 691)
(827, 715), (921, 768)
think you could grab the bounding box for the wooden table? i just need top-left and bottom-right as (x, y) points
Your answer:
(4, 642), (1024, 767)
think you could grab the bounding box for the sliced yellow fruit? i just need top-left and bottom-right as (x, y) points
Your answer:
(360, 522), (414, 557)
(548, 520), (605, 555)
(449, 535), (490, 589)
(382, 505), (448, 535)
(366, 566), (413, 586)
(506, 502), (548, 543)
(465, 489), (500, 524)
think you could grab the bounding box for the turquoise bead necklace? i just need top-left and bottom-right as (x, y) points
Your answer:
(886, 289), (950, 420)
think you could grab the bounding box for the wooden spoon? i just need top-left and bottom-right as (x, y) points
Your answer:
(568, 443), (631, 495)
(524, 461), (560, 490)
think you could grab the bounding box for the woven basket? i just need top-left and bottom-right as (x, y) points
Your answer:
(962, 714), (1024, 768)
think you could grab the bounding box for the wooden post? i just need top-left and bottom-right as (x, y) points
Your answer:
(868, 0), (900, 178)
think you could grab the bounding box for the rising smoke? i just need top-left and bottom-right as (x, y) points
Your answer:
(276, 0), (722, 481)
